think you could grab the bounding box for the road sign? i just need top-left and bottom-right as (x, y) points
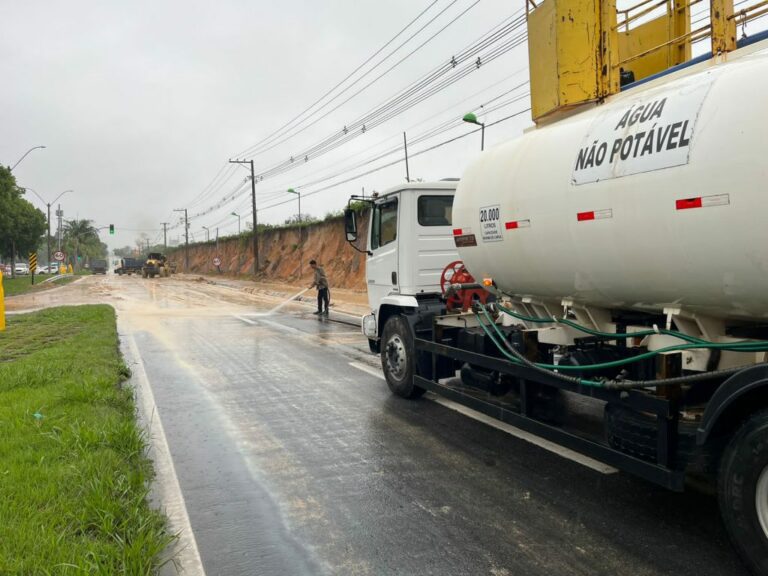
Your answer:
(29, 253), (37, 285)
(213, 257), (222, 267)
(54, 251), (65, 261)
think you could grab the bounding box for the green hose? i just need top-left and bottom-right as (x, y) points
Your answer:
(495, 303), (719, 346)
(473, 305), (605, 387)
(476, 304), (768, 373)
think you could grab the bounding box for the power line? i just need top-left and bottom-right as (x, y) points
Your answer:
(246, 7), (521, 168)
(251, 24), (528, 183)
(182, 9), (527, 221)
(235, 0), (444, 158)
(257, 106), (532, 214)
(188, 75), (531, 233)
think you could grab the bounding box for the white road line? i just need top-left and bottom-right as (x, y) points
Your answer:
(349, 362), (386, 380)
(125, 333), (206, 576)
(347, 362), (617, 475)
(232, 314), (258, 325)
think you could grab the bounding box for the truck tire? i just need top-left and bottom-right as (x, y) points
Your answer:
(142, 269), (148, 278)
(718, 410), (768, 575)
(381, 315), (425, 399)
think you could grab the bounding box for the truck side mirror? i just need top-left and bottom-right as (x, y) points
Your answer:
(344, 208), (358, 242)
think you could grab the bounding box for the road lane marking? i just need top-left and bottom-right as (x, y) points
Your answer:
(349, 362), (385, 379)
(125, 333), (206, 576)
(233, 314), (258, 325)
(348, 362), (617, 475)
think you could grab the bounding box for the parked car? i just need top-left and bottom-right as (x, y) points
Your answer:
(14, 263), (29, 275)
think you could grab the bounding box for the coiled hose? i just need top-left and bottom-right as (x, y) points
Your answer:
(473, 304), (766, 390)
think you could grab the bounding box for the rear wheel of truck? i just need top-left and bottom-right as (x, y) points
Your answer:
(381, 315), (425, 399)
(142, 270), (148, 278)
(718, 409), (768, 575)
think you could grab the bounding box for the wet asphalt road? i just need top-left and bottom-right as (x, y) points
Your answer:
(97, 275), (750, 576)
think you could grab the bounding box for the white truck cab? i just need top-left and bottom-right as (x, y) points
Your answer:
(345, 180), (458, 351)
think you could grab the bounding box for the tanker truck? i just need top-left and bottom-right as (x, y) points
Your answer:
(344, 40), (768, 573)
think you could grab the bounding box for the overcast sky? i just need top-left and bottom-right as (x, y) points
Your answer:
(2, 0), (764, 253)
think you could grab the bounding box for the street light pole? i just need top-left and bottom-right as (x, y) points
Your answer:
(174, 208), (189, 271)
(202, 226), (210, 242)
(231, 211), (240, 235)
(24, 187), (72, 269)
(229, 159), (258, 275)
(462, 112), (485, 151)
(10, 145), (46, 171)
(161, 222), (168, 250)
(287, 188), (302, 280)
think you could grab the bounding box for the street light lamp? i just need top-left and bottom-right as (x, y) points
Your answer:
(231, 211), (241, 235)
(23, 187), (72, 270)
(202, 226), (210, 242)
(287, 188), (302, 280)
(462, 112), (485, 151)
(10, 145), (46, 171)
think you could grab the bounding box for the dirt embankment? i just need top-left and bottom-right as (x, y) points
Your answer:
(167, 213), (369, 290)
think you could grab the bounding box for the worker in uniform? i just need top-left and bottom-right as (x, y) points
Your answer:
(309, 259), (330, 316)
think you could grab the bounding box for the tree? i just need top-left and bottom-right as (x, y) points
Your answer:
(113, 245), (136, 258)
(0, 165), (46, 274)
(63, 219), (99, 270)
(10, 199), (47, 256)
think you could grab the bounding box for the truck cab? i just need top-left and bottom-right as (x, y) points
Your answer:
(348, 181), (458, 352)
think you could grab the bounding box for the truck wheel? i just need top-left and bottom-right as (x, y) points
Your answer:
(142, 270), (148, 278)
(381, 315), (425, 399)
(718, 410), (768, 575)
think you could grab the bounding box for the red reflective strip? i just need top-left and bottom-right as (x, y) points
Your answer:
(577, 211), (595, 222)
(676, 197), (703, 210)
(453, 228), (463, 236)
(505, 221), (518, 230)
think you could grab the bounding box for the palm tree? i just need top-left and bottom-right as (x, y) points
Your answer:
(63, 219), (99, 270)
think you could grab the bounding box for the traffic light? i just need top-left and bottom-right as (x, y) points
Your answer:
(109, 224), (114, 235)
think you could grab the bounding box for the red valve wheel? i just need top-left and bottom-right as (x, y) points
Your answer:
(440, 260), (489, 311)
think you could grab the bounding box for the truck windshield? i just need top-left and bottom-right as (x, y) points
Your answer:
(417, 195), (453, 226)
(371, 199), (398, 250)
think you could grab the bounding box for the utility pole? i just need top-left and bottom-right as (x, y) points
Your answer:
(56, 205), (63, 250)
(174, 208), (189, 271)
(287, 188), (302, 280)
(23, 188), (66, 268)
(229, 158), (258, 275)
(403, 132), (410, 182)
(161, 222), (169, 250)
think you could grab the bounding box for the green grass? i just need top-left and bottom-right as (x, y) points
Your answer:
(0, 306), (174, 574)
(2, 275), (78, 297)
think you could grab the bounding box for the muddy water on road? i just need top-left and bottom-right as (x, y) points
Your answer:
(5, 274), (748, 576)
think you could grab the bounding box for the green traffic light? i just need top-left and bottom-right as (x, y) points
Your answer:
(109, 224), (114, 235)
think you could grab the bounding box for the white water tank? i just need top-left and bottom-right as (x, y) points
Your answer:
(453, 43), (768, 321)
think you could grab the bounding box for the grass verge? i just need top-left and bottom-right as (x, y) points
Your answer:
(2, 274), (78, 297)
(0, 305), (174, 574)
